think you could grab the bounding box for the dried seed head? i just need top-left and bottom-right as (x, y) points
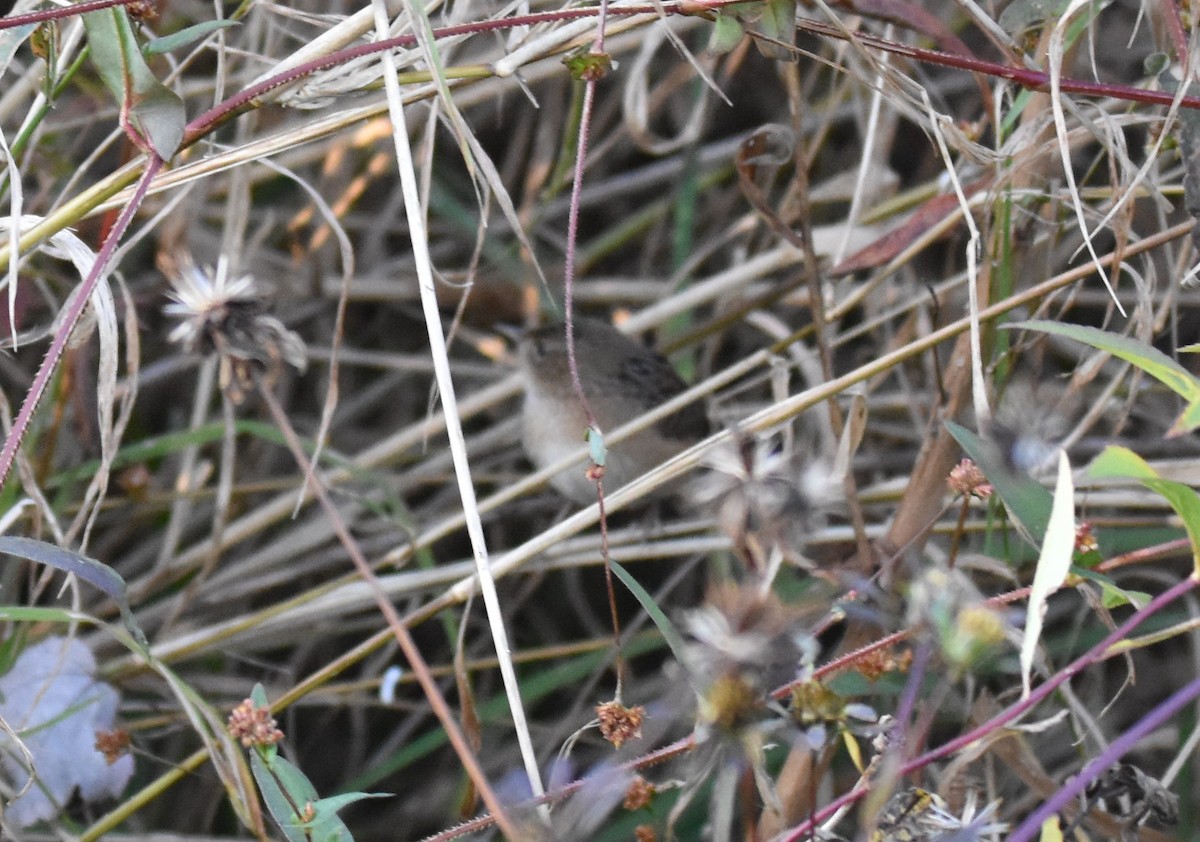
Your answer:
(907, 567), (1010, 672)
(872, 787), (1007, 840)
(226, 697), (283, 748)
(986, 379), (1073, 475)
(596, 700), (645, 749)
(164, 257), (306, 400)
(94, 729), (131, 765)
(693, 433), (823, 576)
(623, 776), (655, 811)
(948, 458), (992, 499)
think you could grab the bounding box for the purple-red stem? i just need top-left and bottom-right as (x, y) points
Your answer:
(1008, 673), (1200, 840)
(423, 547), (1197, 840)
(0, 0), (141, 30)
(778, 574), (1200, 840)
(0, 155), (163, 490)
(8, 0), (1198, 127)
(182, 5), (1200, 150)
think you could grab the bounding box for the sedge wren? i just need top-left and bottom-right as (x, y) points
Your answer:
(517, 318), (709, 504)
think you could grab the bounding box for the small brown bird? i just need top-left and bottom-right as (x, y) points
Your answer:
(517, 318), (709, 504)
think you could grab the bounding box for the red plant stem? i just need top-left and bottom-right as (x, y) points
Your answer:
(183, 5), (1200, 150)
(0, 155), (163, 489)
(0, 0), (142, 30)
(424, 541), (1193, 841)
(1008, 671), (1200, 841)
(789, 14), (1200, 110)
(777, 574), (1200, 840)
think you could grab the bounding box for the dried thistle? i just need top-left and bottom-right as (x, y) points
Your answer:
(164, 256), (306, 401)
(693, 432), (823, 579)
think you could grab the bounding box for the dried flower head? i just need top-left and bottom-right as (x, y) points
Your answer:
(623, 775), (655, 811)
(683, 584), (816, 684)
(987, 378), (1073, 475)
(948, 458), (993, 499)
(693, 432), (828, 578)
(164, 256), (306, 401)
(227, 697), (284, 748)
(871, 787), (1007, 841)
(1074, 521), (1099, 555)
(855, 645), (913, 682)
(94, 728), (131, 765)
(680, 585), (817, 744)
(670, 586), (822, 841)
(596, 700), (645, 749)
(907, 567), (1009, 673)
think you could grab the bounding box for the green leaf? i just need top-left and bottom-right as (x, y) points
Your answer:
(0, 536), (146, 649)
(83, 7), (185, 158)
(250, 682), (270, 708)
(145, 19), (239, 55)
(0, 22), (37, 76)
(946, 420), (1054, 546)
(1099, 580), (1150, 610)
(252, 751), (333, 842)
(708, 14), (745, 54)
(1007, 320), (1200, 403)
(608, 560), (689, 672)
(308, 791), (391, 835)
(1087, 446), (1200, 576)
(1168, 397), (1200, 437)
(587, 425), (607, 467)
(1088, 445), (1158, 480)
(753, 0), (796, 60)
(998, 0), (1072, 36)
(1143, 478), (1200, 577)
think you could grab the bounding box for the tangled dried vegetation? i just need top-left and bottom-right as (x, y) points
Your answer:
(1, 0), (1199, 839)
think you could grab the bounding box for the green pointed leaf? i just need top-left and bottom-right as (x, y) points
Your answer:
(251, 751), (332, 842)
(609, 560), (689, 671)
(1088, 446), (1200, 576)
(1099, 580), (1150, 609)
(708, 14), (745, 54)
(0, 22), (37, 76)
(144, 19), (238, 55)
(1007, 320), (1200, 403)
(754, 0), (797, 60)
(83, 7), (185, 158)
(1168, 397), (1200, 437)
(1143, 478), (1200, 577)
(308, 791), (391, 833)
(250, 682), (271, 708)
(946, 420), (1053, 545)
(0, 536), (146, 649)
(1088, 445), (1158, 480)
